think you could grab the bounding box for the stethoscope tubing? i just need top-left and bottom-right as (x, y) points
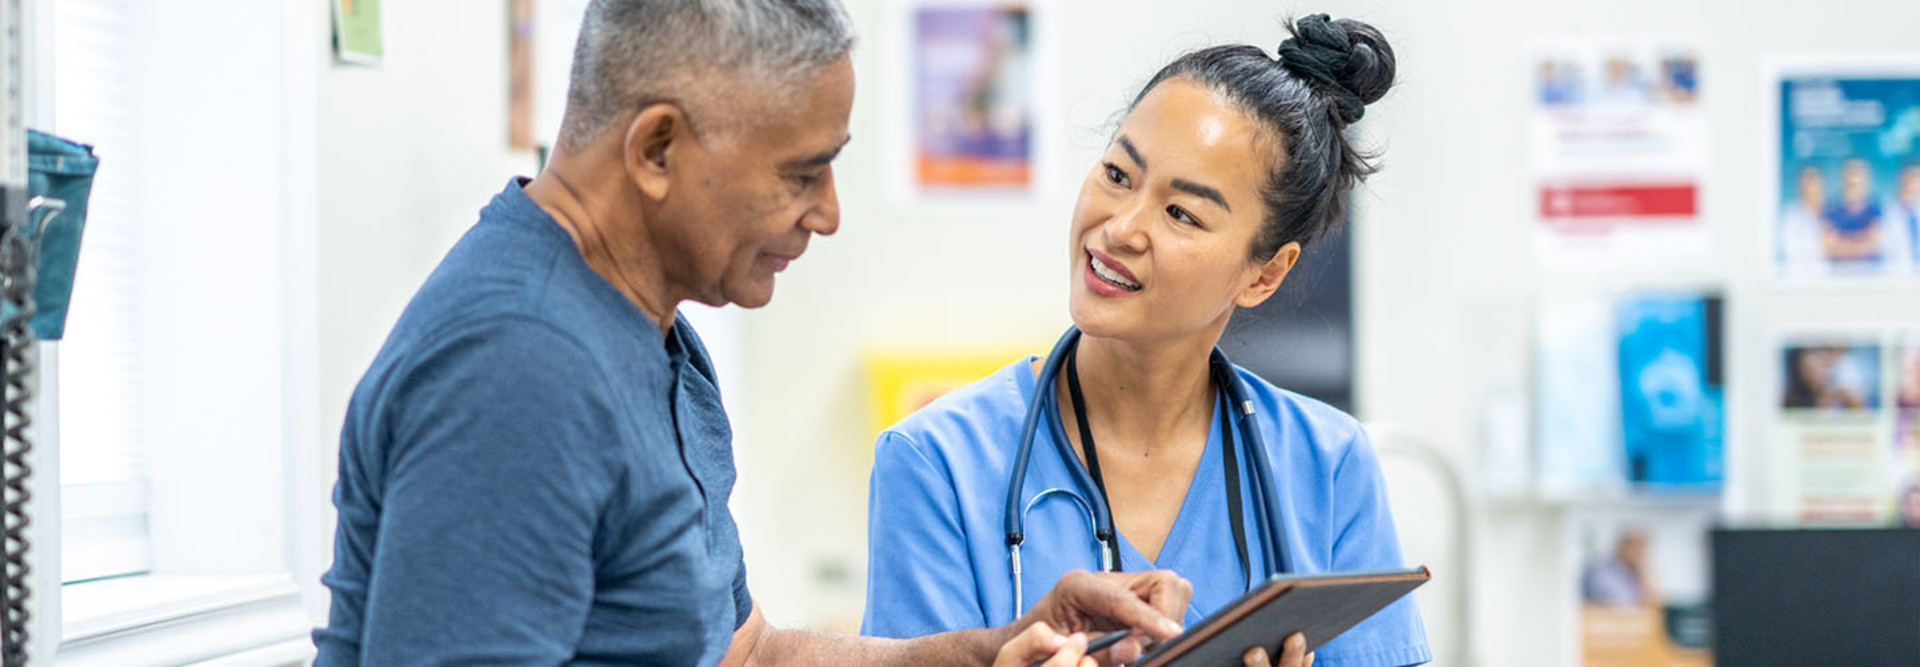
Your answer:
(1005, 326), (1291, 617)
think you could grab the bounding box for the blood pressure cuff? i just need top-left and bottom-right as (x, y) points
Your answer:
(3, 129), (100, 340)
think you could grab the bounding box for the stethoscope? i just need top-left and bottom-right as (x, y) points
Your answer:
(1003, 326), (1292, 618)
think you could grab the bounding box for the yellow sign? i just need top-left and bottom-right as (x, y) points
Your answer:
(864, 349), (1033, 436)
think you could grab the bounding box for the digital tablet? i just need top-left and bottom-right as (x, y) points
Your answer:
(1132, 566), (1430, 667)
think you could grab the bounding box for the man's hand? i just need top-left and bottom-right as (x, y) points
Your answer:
(1239, 632), (1314, 667)
(716, 570), (1190, 667)
(1006, 570), (1192, 664)
(993, 622), (1092, 667)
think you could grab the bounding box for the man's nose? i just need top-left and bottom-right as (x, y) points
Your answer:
(805, 167), (841, 236)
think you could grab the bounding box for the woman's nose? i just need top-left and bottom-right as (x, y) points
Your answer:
(1104, 198), (1152, 252)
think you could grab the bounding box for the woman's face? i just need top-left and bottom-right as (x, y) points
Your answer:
(1901, 349), (1920, 404)
(1066, 78), (1297, 343)
(1795, 348), (1836, 393)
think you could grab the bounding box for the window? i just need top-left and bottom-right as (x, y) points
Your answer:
(52, 0), (151, 586)
(31, 0), (322, 662)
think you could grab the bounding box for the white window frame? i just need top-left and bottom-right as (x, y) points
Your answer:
(21, 0), (328, 664)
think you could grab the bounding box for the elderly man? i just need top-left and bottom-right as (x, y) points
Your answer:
(311, 1), (1188, 665)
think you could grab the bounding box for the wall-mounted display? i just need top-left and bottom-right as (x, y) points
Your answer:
(1774, 329), (1919, 525)
(1569, 508), (1714, 667)
(1536, 291), (1724, 497)
(1770, 60), (1920, 282)
(331, 0), (385, 65)
(1531, 37), (1709, 273)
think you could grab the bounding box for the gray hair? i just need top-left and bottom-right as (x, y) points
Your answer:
(558, 0), (856, 150)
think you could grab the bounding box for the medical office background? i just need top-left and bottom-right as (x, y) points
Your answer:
(9, 0), (1919, 665)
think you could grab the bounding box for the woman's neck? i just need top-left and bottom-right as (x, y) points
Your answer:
(1062, 328), (1221, 459)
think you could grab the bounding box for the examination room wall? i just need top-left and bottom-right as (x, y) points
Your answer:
(310, 0), (543, 624)
(215, 0), (1920, 666)
(722, 1), (1920, 667)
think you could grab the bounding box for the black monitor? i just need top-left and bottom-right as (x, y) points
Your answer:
(1220, 225), (1352, 413)
(1711, 528), (1920, 665)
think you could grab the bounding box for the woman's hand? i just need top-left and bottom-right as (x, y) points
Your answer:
(994, 622), (1093, 667)
(1240, 632), (1314, 667)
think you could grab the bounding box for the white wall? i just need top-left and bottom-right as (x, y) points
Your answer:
(307, 0), (540, 622)
(729, 2), (1920, 667)
(288, 1), (1920, 665)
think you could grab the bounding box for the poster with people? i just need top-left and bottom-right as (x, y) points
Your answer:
(1776, 333), (1895, 524)
(1772, 62), (1920, 281)
(1531, 38), (1709, 273)
(904, 2), (1035, 193)
(1570, 509), (1713, 667)
(1893, 332), (1920, 526)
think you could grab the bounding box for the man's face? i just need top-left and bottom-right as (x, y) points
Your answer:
(1842, 160), (1871, 204)
(1618, 531), (1649, 566)
(658, 57), (855, 309)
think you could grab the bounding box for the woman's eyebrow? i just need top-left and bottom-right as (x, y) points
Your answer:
(1116, 135), (1231, 211)
(1171, 178), (1231, 212)
(1117, 135), (1147, 170)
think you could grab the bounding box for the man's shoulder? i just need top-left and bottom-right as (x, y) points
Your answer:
(350, 260), (668, 447)
(381, 222), (662, 379)
(405, 221), (579, 332)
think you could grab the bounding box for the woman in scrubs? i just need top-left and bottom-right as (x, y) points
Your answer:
(865, 15), (1429, 667)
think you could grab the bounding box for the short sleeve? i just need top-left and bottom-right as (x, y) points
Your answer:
(860, 431), (989, 637)
(353, 321), (623, 664)
(1313, 429), (1433, 667)
(734, 561), (754, 628)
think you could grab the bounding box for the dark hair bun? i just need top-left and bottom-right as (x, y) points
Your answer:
(1277, 14), (1396, 125)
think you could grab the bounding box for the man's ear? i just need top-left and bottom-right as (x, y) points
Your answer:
(1235, 241), (1300, 308)
(623, 103), (688, 201)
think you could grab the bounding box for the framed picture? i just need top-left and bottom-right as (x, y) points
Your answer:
(1774, 329), (1898, 525)
(1529, 37), (1710, 274)
(1566, 507), (1715, 667)
(1766, 57), (1920, 284)
(331, 0), (385, 66)
(885, 0), (1058, 204)
(509, 0), (538, 150)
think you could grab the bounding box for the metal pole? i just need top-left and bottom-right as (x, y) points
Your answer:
(0, 0), (30, 662)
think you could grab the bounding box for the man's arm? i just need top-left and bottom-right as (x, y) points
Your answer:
(721, 605), (1001, 667)
(721, 570), (1192, 667)
(355, 322), (621, 662)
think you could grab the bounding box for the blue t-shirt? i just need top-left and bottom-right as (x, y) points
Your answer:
(862, 359), (1430, 667)
(1823, 200), (1883, 235)
(314, 179), (752, 666)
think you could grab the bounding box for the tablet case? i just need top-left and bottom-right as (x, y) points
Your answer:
(1135, 567), (1430, 667)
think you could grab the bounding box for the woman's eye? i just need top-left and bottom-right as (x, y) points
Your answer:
(1168, 205), (1199, 226)
(1104, 163), (1131, 188)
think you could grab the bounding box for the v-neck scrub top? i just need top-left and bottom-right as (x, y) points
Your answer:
(860, 358), (1431, 667)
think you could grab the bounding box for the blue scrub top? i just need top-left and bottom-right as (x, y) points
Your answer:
(862, 358), (1431, 667)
